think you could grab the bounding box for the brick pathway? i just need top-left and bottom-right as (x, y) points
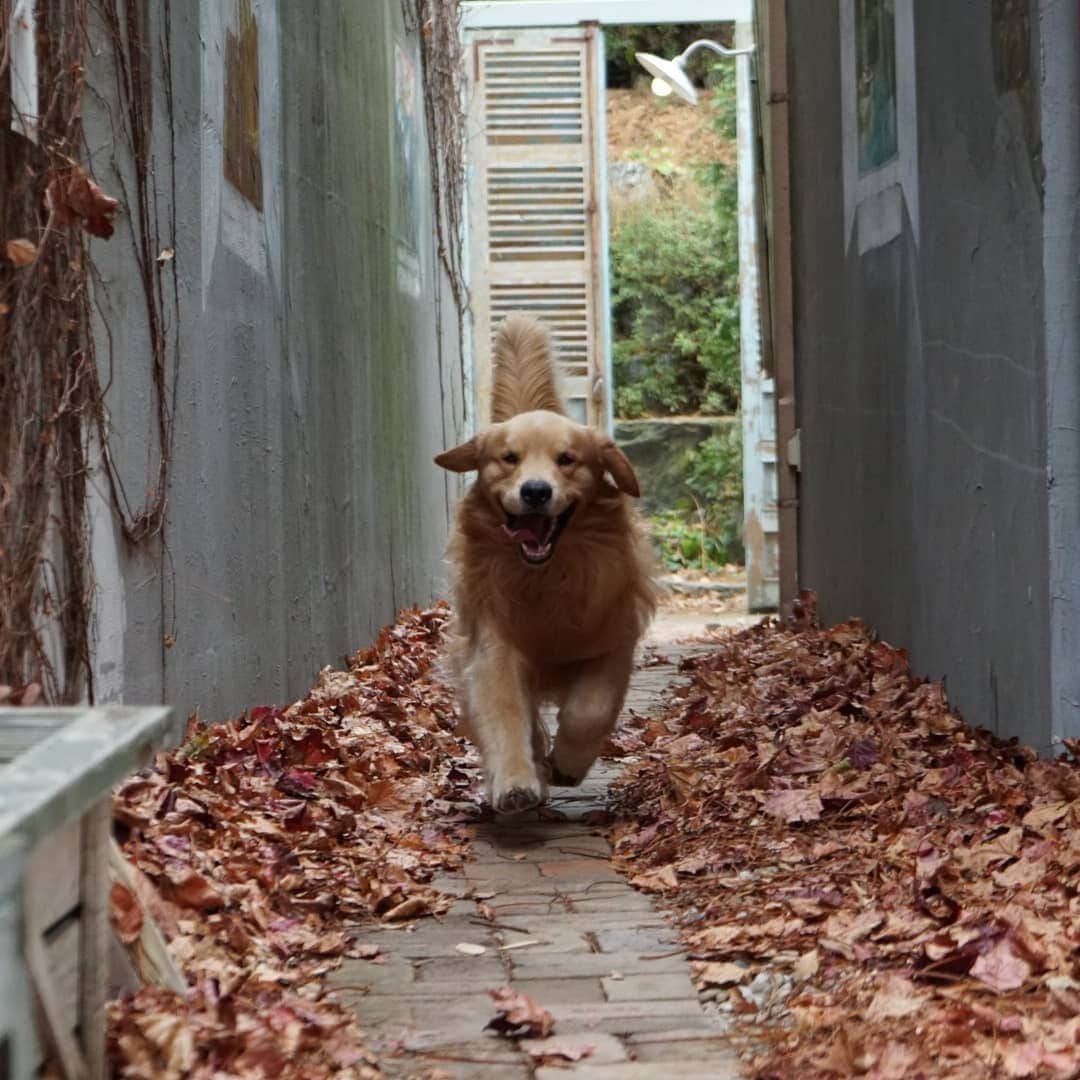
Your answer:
(331, 641), (743, 1079)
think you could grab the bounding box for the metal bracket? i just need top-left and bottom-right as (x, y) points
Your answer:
(786, 428), (802, 472)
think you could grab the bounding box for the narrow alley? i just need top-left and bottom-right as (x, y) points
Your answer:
(2, 0), (1079, 1077)
(333, 640), (742, 1080)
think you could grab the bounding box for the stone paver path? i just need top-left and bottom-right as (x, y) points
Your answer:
(331, 638), (745, 1079)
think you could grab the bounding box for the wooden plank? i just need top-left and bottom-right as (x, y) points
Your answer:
(466, 27), (604, 427)
(24, 819), (82, 934)
(462, 0), (753, 30)
(107, 839), (188, 996)
(0, 705), (174, 853)
(0, 837), (39, 1080)
(79, 801), (110, 1080)
(582, 22), (606, 428)
(758, 0), (799, 616)
(0, 715), (72, 764)
(25, 926), (86, 1080)
(43, 917), (81, 1034)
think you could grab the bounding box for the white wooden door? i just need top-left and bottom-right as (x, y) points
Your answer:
(465, 26), (609, 428)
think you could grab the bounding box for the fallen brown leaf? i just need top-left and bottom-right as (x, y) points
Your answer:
(697, 960), (748, 987)
(763, 786), (823, 824)
(525, 1042), (594, 1066)
(108, 603), (480, 1078)
(607, 592), (1080, 1078)
(485, 986), (555, 1038)
(109, 882), (144, 945)
(5, 238), (37, 267)
(971, 935), (1031, 994)
(45, 165), (119, 238)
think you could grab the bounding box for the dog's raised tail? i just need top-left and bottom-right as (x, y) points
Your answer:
(490, 313), (565, 422)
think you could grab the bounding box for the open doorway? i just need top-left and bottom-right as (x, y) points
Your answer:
(602, 23), (753, 624)
(460, 2), (779, 620)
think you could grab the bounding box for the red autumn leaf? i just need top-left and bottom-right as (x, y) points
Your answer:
(109, 882), (144, 945)
(168, 869), (223, 911)
(277, 767), (317, 797)
(254, 737), (276, 765)
(485, 986), (555, 1038)
(297, 730), (331, 765)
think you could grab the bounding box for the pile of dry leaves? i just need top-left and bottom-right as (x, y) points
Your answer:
(610, 594), (1080, 1078)
(108, 603), (480, 1078)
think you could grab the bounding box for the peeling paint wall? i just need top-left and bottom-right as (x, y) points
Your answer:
(85, 1), (465, 719)
(787, 1), (1057, 748)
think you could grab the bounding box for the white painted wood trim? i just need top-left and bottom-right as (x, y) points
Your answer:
(736, 19), (780, 611)
(462, 0), (752, 30)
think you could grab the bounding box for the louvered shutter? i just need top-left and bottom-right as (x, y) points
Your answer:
(465, 27), (608, 428)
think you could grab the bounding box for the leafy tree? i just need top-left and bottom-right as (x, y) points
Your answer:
(604, 23), (734, 88)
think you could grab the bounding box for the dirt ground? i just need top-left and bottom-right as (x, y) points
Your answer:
(606, 86), (735, 172)
(650, 566), (761, 644)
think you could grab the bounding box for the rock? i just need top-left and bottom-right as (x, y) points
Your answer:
(613, 417), (739, 516)
(608, 160), (656, 204)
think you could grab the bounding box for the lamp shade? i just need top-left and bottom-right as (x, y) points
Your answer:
(634, 51), (698, 105)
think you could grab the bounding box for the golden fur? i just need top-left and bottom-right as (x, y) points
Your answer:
(490, 314), (565, 421)
(435, 314), (656, 814)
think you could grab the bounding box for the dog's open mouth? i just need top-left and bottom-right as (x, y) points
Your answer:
(500, 504), (576, 565)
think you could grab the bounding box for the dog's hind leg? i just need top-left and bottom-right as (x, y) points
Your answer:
(549, 641), (636, 787)
(463, 632), (547, 814)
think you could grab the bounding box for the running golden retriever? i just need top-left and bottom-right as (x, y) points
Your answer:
(435, 314), (656, 814)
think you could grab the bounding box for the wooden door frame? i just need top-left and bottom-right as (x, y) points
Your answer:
(756, 0), (799, 615)
(462, 0), (800, 610)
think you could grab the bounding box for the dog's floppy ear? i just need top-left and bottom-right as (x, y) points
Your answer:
(598, 438), (640, 497)
(435, 437), (480, 473)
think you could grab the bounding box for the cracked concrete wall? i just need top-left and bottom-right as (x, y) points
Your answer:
(85, 0), (464, 720)
(787, 1), (1058, 749)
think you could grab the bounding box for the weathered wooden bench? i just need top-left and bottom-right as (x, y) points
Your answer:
(0, 705), (177, 1080)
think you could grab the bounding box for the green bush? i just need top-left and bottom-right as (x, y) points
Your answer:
(610, 190), (740, 418)
(613, 60), (745, 570)
(610, 61), (740, 421)
(648, 424), (744, 571)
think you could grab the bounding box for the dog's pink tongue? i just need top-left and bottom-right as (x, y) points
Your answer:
(500, 514), (548, 545)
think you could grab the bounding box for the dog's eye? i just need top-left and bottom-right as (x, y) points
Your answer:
(556, 452), (575, 467)
(502, 451), (519, 465)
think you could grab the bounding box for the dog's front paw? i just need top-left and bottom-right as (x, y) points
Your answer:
(493, 783), (544, 815)
(547, 755), (586, 788)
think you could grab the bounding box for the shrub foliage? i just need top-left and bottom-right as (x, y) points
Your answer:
(611, 66), (740, 420)
(609, 64), (745, 567)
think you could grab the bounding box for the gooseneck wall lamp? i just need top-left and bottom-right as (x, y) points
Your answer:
(635, 39), (756, 106)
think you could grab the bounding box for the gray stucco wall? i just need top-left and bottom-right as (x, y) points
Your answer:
(1042, 0), (1080, 747)
(86, 1), (464, 720)
(787, 1), (1051, 748)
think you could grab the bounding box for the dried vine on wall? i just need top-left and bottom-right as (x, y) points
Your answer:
(0, 0), (178, 703)
(403, 0), (468, 319)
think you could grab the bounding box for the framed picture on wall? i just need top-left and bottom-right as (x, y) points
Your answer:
(840, 0), (919, 254)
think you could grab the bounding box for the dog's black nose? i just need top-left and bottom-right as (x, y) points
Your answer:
(520, 480), (552, 508)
